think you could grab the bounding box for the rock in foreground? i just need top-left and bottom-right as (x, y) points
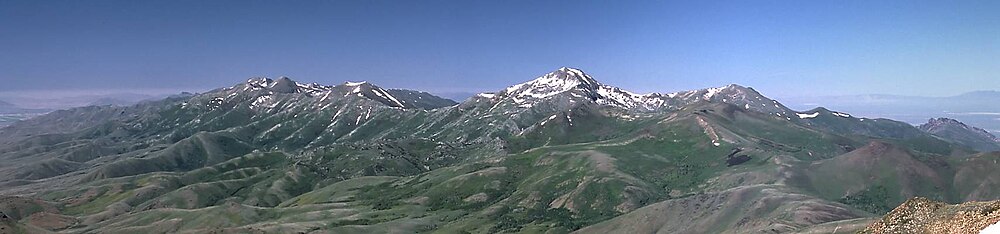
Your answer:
(861, 197), (1000, 234)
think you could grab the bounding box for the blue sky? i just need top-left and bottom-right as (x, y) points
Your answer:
(1, 0), (997, 98)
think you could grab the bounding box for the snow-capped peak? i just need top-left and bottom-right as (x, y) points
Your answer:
(475, 67), (669, 111)
(554, 67), (599, 87)
(500, 66), (602, 98)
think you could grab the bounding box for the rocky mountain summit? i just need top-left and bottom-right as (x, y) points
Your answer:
(919, 117), (1000, 151)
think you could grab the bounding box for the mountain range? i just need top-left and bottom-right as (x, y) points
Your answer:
(782, 91), (1000, 135)
(0, 67), (997, 233)
(0, 92), (163, 128)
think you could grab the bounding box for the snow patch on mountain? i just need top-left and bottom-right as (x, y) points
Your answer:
(831, 112), (851, 118)
(372, 87), (404, 107)
(250, 95), (271, 110)
(594, 85), (665, 110)
(703, 86), (726, 100)
(796, 112), (820, 119)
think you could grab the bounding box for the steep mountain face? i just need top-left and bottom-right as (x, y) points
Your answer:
(919, 117), (1000, 152)
(0, 67), (996, 233)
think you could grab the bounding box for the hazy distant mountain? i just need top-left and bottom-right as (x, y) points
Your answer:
(0, 101), (21, 112)
(86, 97), (141, 106)
(0, 92), (159, 110)
(0, 99), (49, 128)
(0, 68), (996, 233)
(782, 91), (1000, 134)
(0, 100), (31, 113)
(0, 100), (14, 108)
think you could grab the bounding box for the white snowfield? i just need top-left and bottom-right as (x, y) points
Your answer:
(796, 112), (820, 119)
(831, 112), (851, 118)
(344, 81), (367, 86)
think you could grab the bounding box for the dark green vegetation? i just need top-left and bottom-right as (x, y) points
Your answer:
(0, 68), (997, 233)
(838, 185), (894, 214)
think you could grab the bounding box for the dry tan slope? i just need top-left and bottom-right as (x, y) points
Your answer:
(572, 185), (867, 234)
(860, 197), (1000, 234)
